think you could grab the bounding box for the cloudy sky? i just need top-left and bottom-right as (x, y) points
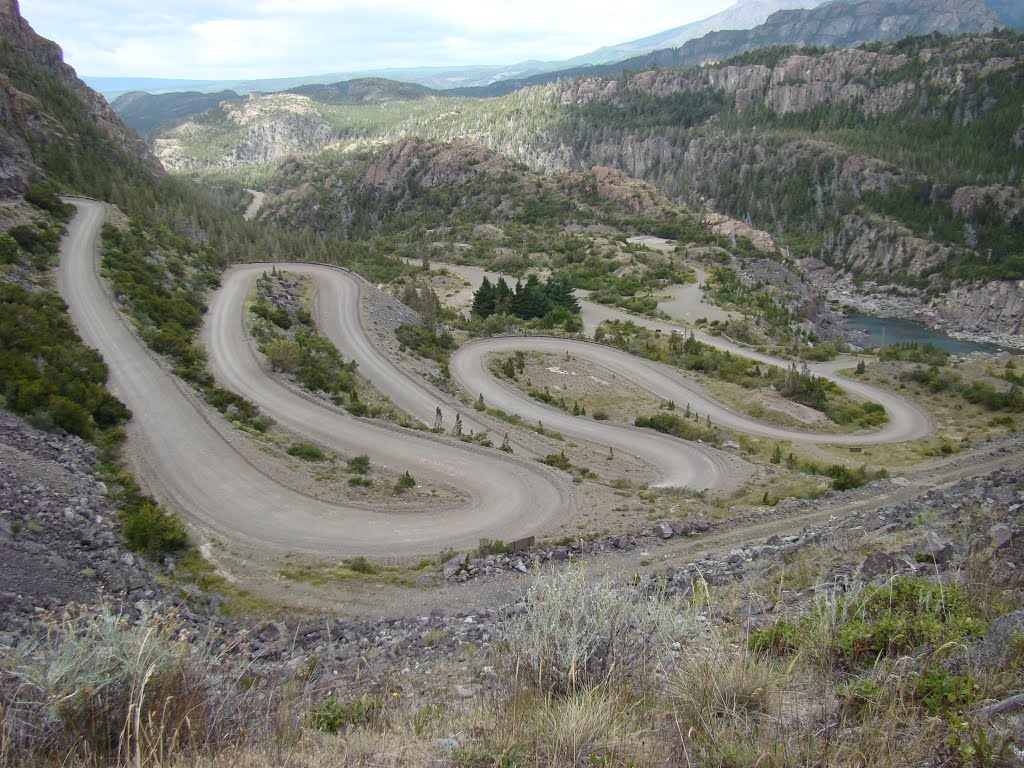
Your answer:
(20, 0), (735, 79)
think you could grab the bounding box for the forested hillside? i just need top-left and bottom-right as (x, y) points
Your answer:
(386, 33), (1024, 291)
(156, 33), (1024, 295)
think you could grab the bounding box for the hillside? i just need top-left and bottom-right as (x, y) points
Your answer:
(155, 31), (1024, 344)
(0, 0), (161, 195)
(110, 88), (240, 137)
(3, 4), (1024, 767)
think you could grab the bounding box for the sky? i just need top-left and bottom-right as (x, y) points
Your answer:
(19, 0), (737, 80)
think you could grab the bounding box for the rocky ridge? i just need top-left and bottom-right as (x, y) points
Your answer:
(0, 0), (162, 191)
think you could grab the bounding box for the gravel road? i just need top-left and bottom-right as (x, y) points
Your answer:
(431, 260), (933, 447)
(56, 200), (934, 562)
(58, 201), (572, 558)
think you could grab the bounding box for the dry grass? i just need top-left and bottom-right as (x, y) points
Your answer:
(5, 548), (1022, 768)
(0, 606), (309, 768)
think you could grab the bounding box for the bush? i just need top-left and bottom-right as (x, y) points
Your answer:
(502, 567), (691, 694)
(749, 621), (803, 657)
(343, 556), (378, 574)
(309, 693), (384, 733)
(475, 538), (508, 557)
(394, 471), (415, 493)
(347, 454), (371, 474)
(0, 608), (211, 764)
(121, 500), (189, 556)
(834, 578), (986, 663)
(265, 338), (301, 372)
(287, 442), (325, 462)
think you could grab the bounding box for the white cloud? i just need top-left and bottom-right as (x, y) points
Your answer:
(19, 0), (736, 78)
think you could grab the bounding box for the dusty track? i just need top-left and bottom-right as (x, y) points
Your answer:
(450, 337), (931, 447)
(58, 201), (935, 561)
(58, 201), (572, 558)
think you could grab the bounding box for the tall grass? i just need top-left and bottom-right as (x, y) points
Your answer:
(0, 606), (307, 767)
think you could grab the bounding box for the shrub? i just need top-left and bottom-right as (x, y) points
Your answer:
(834, 578), (986, 662)
(287, 442), (325, 462)
(121, 500), (189, 556)
(475, 538), (508, 557)
(393, 471), (415, 493)
(502, 567), (691, 694)
(343, 556), (378, 575)
(0, 608), (212, 764)
(309, 693), (383, 733)
(749, 621), (803, 657)
(265, 338), (301, 372)
(540, 451), (573, 471)
(347, 454), (371, 474)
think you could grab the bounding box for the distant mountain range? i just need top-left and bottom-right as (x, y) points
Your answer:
(110, 0), (1020, 138)
(453, 0), (1010, 97)
(82, 0), (838, 99)
(558, 0), (828, 67)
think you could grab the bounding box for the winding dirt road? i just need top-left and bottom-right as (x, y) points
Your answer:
(58, 200), (573, 557)
(57, 200), (934, 560)
(427, 261), (933, 447)
(450, 337), (931, 448)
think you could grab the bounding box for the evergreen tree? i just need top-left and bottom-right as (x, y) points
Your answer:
(471, 276), (496, 318)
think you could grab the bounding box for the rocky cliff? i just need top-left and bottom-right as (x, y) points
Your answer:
(0, 0), (163, 192)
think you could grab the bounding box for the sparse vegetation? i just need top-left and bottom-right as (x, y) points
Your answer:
(287, 442), (326, 462)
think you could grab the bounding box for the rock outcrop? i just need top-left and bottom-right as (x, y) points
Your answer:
(0, 0), (163, 192)
(358, 137), (514, 194)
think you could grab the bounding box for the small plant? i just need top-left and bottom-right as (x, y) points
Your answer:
(394, 471), (415, 492)
(309, 693), (383, 733)
(343, 556), (378, 575)
(502, 567), (691, 694)
(347, 454), (371, 474)
(749, 620), (803, 657)
(541, 450), (573, 471)
(287, 442), (325, 462)
(0, 607), (213, 763)
(347, 476), (372, 487)
(475, 538), (509, 557)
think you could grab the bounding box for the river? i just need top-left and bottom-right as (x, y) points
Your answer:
(841, 313), (1006, 355)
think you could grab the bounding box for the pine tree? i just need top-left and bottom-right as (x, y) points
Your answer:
(771, 444), (782, 464)
(434, 406), (443, 432)
(472, 276), (496, 318)
(452, 413), (463, 437)
(500, 432), (512, 452)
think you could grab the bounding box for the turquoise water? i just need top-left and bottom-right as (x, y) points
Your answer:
(841, 313), (1004, 355)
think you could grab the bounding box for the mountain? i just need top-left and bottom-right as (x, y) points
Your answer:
(229, 31), (1024, 342)
(989, 0), (1024, 29)
(565, 0), (828, 66)
(658, 0), (1002, 63)
(453, 0), (1007, 97)
(111, 89), (241, 137)
(285, 77), (436, 104)
(0, 0), (162, 195)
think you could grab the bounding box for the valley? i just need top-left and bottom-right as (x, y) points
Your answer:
(2, 0), (1024, 765)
